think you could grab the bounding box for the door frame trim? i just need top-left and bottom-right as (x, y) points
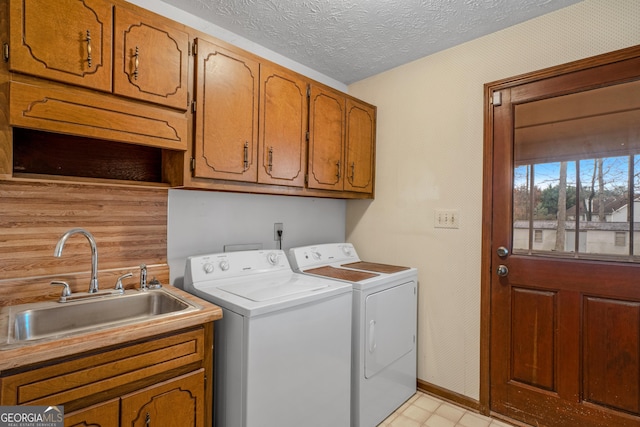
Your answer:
(480, 44), (640, 417)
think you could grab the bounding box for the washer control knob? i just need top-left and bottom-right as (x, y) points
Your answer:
(342, 246), (353, 256)
(219, 260), (230, 271)
(203, 263), (214, 274)
(267, 252), (279, 265)
(311, 251), (321, 260)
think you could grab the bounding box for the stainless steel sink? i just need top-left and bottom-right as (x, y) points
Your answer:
(3, 289), (201, 346)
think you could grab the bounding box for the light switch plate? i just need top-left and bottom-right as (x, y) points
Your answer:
(434, 209), (460, 229)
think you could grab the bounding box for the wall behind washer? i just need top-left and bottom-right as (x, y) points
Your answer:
(167, 190), (346, 287)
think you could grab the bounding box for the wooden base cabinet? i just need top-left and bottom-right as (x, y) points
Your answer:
(64, 371), (204, 427)
(65, 399), (120, 427)
(0, 327), (211, 427)
(120, 370), (204, 427)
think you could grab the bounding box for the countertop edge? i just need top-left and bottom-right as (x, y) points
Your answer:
(0, 286), (222, 372)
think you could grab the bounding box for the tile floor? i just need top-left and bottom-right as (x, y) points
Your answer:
(379, 391), (515, 427)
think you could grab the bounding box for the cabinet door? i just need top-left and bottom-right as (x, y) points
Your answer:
(121, 369), (205, 427)
(193, 38), (259, 182)
(9, 0), (113, 92)
(344, 99), (376, 194)
(65, 398), (119, 427)
(307, 85), (346, 191)
(113, 6), (189, 110)
(258, 64), (308, 187)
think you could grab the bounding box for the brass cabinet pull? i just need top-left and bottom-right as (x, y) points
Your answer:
(336, 160), (341, 179)
(243, 141), (249, 171)
(268, 147), (273, 172)
(86, 30), (92, 68)
(133, 46), (139, 80)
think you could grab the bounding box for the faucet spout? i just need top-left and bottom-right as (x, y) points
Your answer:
(54, 228), (99, 293)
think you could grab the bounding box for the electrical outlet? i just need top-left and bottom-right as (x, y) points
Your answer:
(434, 209), (460, 229)
(274, 222), (283, 240)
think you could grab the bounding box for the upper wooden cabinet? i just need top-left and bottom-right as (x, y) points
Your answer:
(345, 99), (376, 194)
(258, 64), (308, 188)
(8, 0), (189, 110)
(3, 0), (375, 196)
(192, 55), (310, 189)
(9, 0), (114, 92)
(192, 38), (259, 183)
(308, 86), (376, 194)
(113, 6), (190, 110)
(308, 85), (346, 191)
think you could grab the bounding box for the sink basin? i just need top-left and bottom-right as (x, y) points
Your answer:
(4, 289), (200, 345)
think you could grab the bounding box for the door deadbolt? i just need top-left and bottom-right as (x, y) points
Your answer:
(497, 246), (509, 257)
(496, 265), (509, 277)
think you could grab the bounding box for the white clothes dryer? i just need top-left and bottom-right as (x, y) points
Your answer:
(184, 249), (352, 427)
(289, 243), (417, 427)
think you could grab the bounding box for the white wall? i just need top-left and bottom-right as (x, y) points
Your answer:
(167, 190), (346, 287)
(346, 0), (640, 400)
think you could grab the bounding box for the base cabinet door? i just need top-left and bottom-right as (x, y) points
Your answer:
(120, 369), (205, 427)
(65, 399), (120, 427)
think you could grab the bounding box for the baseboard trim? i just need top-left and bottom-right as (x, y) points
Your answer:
(417, 379), (482, 413)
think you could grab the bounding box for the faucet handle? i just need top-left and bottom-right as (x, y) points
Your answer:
(51, 281), (72, 300)
(139, 264), (148, 290)
(114, 272), (133, 293)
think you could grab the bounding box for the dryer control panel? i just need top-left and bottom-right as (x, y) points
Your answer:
(288, 243), (359, 271)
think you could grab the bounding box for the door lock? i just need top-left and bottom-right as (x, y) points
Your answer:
(497, 246), (509, 257)
(496, 265), (509, 277)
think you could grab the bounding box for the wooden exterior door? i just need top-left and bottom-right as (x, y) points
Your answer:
(192, 38), (259, 182)
(258, 64), (307, 187)
(9, 0), (113, 92)
(484, 46), (640, 427)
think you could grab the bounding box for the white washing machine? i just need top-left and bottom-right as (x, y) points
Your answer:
(288, 243), (417, 427)
(183, 249), (352, 427)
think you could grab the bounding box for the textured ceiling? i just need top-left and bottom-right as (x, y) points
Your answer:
(162, 0), (583, 84)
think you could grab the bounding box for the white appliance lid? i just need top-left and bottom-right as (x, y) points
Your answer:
(219, 279), (328, 302)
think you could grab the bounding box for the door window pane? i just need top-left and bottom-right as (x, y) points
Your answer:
(512, 80), (640, 261)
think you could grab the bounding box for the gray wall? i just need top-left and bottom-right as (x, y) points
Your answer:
(167, 189), (346, 286)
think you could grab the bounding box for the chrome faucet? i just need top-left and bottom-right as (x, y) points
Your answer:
(54, 228), (99, 293)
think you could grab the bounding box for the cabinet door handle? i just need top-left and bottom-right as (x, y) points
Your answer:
(350, 162), (355, 180)
(336, 160), (341, 179)
(133, 46), (140, 80)
(86, 30), (92, 68)
(243, 141), (249, 171)
(268, 147), (273, 172)
(145, 412), (151, 426)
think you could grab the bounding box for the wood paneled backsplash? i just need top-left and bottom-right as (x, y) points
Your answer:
(0, 180), (169, 305)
